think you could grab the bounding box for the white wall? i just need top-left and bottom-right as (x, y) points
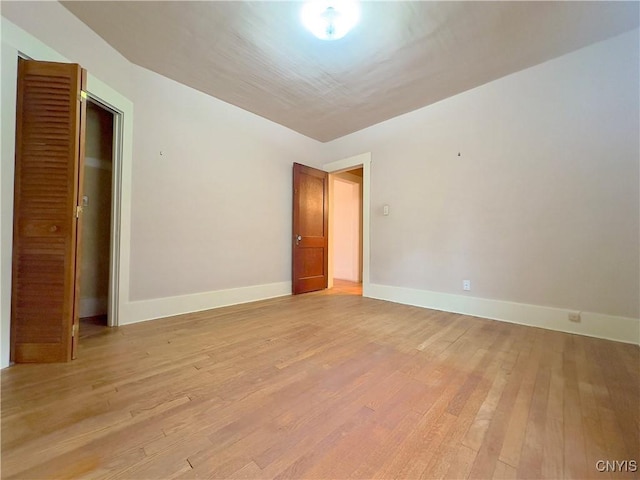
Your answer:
(128, 65), (323, 300)
(333, 174), (362, 282)
(121, 64), (323, 322)
(321, 29), (640, 342)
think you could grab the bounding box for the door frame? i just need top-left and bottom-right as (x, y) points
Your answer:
(323, 152), (371, 296)
(329, 171), (363, 287)
(82, 75), (133, 330)
(85, 95), (123, 328)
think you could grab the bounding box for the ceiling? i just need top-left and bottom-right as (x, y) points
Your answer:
(60, 1), (639, 142)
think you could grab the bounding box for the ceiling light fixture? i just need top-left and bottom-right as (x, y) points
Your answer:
(301, 1), (360, 41)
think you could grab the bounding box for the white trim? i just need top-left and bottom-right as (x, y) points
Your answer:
(368, 283), (640, 345)
(1, 38), (20, 369)
(323, 152), (371, 295)
(121, 282), (292, 325)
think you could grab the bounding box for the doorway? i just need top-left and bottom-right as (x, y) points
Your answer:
(329, 168), (363, 296)
(291, 155), (370, 297)
(78, 100), (114, 334)
(324, 152), (371, 297)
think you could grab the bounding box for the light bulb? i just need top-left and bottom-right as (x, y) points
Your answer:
(301, 1), (360, 41)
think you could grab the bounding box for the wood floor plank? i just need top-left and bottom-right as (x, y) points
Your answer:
(445, 444), (478, 479)
(462, 356), (510, 452)
(426, 364), (502, 478)
(516, 362), (551, 479)
(353, 412), (422, 478)
(257, 352), (412, 476)
(271, 405), (376, 480)
(563, 336), (590, 479)
(497, 329), (540, 463)
(372, 351), (483, 479)
(1, 290), (638, 479)
(493, 460), (518, 479)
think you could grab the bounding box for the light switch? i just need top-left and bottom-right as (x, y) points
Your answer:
(383, 205), (389, 216)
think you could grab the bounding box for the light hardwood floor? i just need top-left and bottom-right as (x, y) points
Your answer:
(1, 291), (638, 479)
(330, 279), (363, 296)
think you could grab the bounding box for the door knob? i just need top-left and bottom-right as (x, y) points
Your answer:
(296, 235), (302, 245)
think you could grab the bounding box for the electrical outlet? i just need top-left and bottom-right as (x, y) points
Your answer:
(568, 312), (581, 323)
(463, 280), (471, 291)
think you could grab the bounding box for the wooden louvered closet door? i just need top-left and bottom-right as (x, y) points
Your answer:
(11, 59), (87, 363)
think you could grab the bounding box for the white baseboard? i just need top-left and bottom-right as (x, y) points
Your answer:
(366, 283), (640, 345)
(79, 297), (108, 318)
(120, 282), (291, 325)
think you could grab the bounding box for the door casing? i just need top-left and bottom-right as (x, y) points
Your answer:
(85, 94), (122, 328)
(323, 153), (371, 296)
(329, 171), (363, 286)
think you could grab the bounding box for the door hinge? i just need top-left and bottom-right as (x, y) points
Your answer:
(79, 90), (87, 103)
(72, 323), (78, 337)
(75, 205), (83, 218)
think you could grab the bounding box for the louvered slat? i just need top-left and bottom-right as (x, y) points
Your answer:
(11, 59), (85, 363)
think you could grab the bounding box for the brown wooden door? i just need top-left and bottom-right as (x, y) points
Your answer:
(11, 59), (87, 363)
(292, 163), (328, 294)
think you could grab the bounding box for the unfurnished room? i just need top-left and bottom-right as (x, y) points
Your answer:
(0, 1), (638, 479)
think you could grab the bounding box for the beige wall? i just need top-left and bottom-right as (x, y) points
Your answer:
(128, 65), (323, 300)
(79, 103), (113, 317)
(321, 29), (640, 319)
